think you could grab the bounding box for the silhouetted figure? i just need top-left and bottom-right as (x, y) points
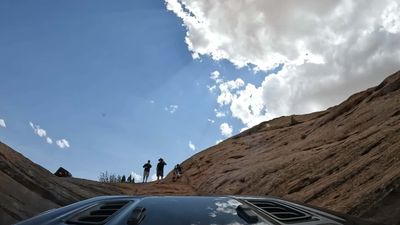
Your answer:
(156, 158), (167, 181)
(143, 160), (152, 183)
(173, 164), (182, 182)
(121, 175), (126, 183)
(127, 175), (132, 183)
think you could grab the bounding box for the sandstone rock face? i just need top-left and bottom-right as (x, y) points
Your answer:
(179, 70), (400, 225)
(0, 142), (195, 225)
(0, 70), (399, 225)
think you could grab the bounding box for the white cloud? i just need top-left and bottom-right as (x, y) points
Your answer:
(220, 123), (233, 137)
(29, 122), (47, 137)
(131, 172), (143, 182)
(151, 173), (158, 181)
(207, 84), (217, 93)
(210, 70), (223, 83)
(56, 139), (70, 149)
(382, 1), (400, 33)
(0, 119), (6, 128)
(46, 137), (53, 144)
(214, 109), (226, 118)
(167, 0), (400, 127)
(215, 79), (269, 128)
(216, 139), (223, 144)
(217, 78), (245, 106)
(165, 105), (179, 114)
(207, 71), (223, 93)
(29, 121), (69, 148)
(188, 140), (196, 151)
(208, 118), (215, 123)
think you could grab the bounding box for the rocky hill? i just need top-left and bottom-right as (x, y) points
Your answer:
(179, 70), (400, 225)
(1, 70), (399, 225)
(0, 142), (195, 225)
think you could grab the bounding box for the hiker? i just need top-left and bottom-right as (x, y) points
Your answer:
(156, 158), (167, 181)
(142, 160), (152, 183)
(173, 164), (182, 182)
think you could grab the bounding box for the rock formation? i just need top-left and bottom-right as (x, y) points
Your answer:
(1, 70), (399, 225)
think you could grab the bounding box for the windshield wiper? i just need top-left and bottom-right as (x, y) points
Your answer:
(127, 207), (146, 225)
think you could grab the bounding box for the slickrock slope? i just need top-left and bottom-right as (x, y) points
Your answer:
(179, 70), (400, 225)
(1, 70), (399, 225)
(0, 142), (196, 225)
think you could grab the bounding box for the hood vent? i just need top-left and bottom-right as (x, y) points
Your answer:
(244, 199), (312, 222)
(66, 201), (130, 224)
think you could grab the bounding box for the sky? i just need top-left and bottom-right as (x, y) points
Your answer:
(0, 0), (399, 181)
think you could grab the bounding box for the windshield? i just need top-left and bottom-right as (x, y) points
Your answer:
(136, 197), (270, 225)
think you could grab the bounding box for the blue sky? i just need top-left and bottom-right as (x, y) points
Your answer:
(0, 0), (264, 180)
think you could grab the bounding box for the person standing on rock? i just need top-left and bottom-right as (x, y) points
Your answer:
(156, 158), (167, 181)
(173, 164), (182, 182)
(142, 160), (152, 183)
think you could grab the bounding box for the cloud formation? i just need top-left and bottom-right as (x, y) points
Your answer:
(29, 122), (47, 137)
(210, 70), (223, 84)
(220, 123), (233, 137)
(56, 139), (70, 149)
(188, 140), (196, 151)
(167, 0), (400, 128)
(165, 105), (179, 114)
(214, 109), (225, 118)
(151, 173), (158, 181)
(46, 137), (53, 144)
(0, 119), (6, 128)
(131, 172), (143, 182)
(29, 122), (70, 149)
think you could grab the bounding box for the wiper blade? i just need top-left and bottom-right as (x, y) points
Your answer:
(237, 205), (259, 224)
(127, 207), (146, 225)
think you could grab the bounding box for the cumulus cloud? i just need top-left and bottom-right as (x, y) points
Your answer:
(165, 105), (179, 114)
(207, 70), (224, 93)
(188, 140), (196, 151)
(167, 0), (400, 128)
(214, 109), (226, 118)
(220, 123), (233, 137)
(210, 70), (223, 83)
(29, 122), (47, 137)
(217, 78), (245, 106)
(0, 119), (6, 128)
(151, 173), (158, 181)
(208, 118), (215, 123)
(29, 121), (69, 148)
(207, 84), (217, 93)
(56, 139), (70, 149)
(131, 172), (143, 182)
(382, 1), (400, 33)
(46, 137), (53, 144)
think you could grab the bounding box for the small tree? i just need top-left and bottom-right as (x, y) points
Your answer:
(121, 175), (126, 183)
(109, 174), (117, 183)
(99, 171), (109, 183)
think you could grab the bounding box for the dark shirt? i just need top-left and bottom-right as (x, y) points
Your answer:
(143, 163), (152, 172)
(157, 161), (166, 171)
(174, 165), (182, 173)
